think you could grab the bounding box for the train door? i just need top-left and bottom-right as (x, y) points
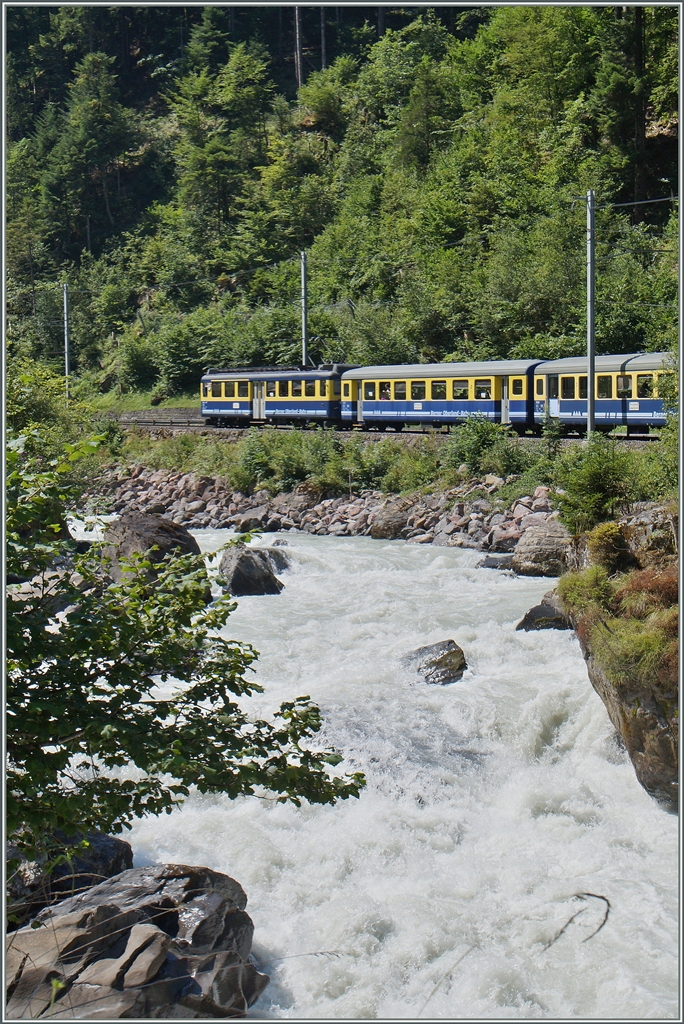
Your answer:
(252, 381), (265, 419)
(357, 381), (364, 423)
(500, 377), (510, 424)
(548, 375), (559, 417)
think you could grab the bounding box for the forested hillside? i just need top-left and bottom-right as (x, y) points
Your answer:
(6, 5), (678, 400)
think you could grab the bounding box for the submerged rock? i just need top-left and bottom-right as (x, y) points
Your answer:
(510, 520), (571, 577)
(5, 864), (269, 1020)
(477, 554), (514, 570)
(515, 590), (573, 631)
(219, 542), (284, 596)
(402, 640), (467, 685)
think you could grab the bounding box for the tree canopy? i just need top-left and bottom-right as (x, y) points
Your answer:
(6, 6), (678, 395)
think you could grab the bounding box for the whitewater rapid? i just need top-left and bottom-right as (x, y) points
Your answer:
(121, 531), (677, 1019)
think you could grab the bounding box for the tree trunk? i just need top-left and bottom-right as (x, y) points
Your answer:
(320, 7), (326, 70)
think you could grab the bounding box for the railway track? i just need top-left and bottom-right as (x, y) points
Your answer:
(109, 413), (660, 443)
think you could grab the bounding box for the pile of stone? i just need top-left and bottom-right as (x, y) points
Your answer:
(84, 467), (571, 575)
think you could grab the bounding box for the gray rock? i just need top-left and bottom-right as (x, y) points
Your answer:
(261, 547), (291, 573)
(5, 864), (268, 1020)
(234, 505), (270, 532)
(402, 640), (467, 685)
(7, 832), (133, 930)
(515, 590), (573, 631)
(477, 554), (514, 570)
(510, 521), (572, 577)
(102, 514), (201, 584)
(219, 543), (284, 596)
(370, 497), (416, 540)
(488, 525), (522, 552)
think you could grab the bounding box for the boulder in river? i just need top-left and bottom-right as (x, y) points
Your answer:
(219, 542), (284, 596)
(510, 520), (571, 577)
(5, 864), (269, 1020)
(102, 513), (201, 583)
(7, 832), (133, 930)
(515, 590), (573, 631)
(402, 640), (467, 684)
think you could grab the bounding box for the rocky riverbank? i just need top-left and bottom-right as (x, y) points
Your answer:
(83, 465), (570, 575)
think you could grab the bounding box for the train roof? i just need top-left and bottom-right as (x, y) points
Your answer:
(201, 363), (358, 381)
(536, 352), (671, 374)
(341, 360), (541, 380)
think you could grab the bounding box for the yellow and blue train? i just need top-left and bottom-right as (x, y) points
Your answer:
(200, 352), (670, 434)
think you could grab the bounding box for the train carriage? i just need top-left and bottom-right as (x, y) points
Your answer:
(533, 353), (670, 433)
(340, 360), (541, 430)
(200, 364), (355, 427)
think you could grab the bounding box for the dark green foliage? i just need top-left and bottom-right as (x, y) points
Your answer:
(6, 436), (365, 864)
(553, 434), (642, 534)
(442, 416), (531, 477)
(5, 6), (678, 390)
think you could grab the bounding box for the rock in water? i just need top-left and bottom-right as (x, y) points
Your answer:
(219, 542), (284, 596)
(7, 832), (133, 930)
(516, 590), (573, 631)
(5, 864), (269, 1020)
(510, 520), (571, 577)
(402, 640), (467, 684)
(262, 546), (291, 574)
(102, 513), (201, 583)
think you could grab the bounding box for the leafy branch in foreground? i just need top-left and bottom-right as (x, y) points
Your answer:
(6, 434), (365, 866)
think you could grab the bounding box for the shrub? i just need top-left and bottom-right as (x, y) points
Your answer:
(442, 415), (529, 476)
(585, 522), (630, 573)
(553, 434), (640, 533)
(557, 565), (615, 615)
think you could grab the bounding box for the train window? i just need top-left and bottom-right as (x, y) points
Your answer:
(319, 380), (328, 398)
(224, 381), (235, 398)
(202, 383), (211, 398)
(292, 381), (302, 396)
(266, 381), (276, 398)
(535, 378), (544, 396)
(637, 374), (653, 398)
(394, 381), (407, 400)
(343, 383), (350, 398)
(278, 380), (289, 397)
(452, 380), (469, 399)
(364, 382), (376, 400)
(597, 376), (612, 399)
(548, 376), (559, 399)
(431, 380), (447, 400)
(561, 377), (575, 400)
(211, 381), (222, 398)
(616, 375), (632, 398)
(475, 379), (492, 400)
(512, 378), (523, 396)
(379, 381), (391, 400)
(411, 381), (426, 400)
(579, 376), (587, 399)
(305, 381), (316, 397)
(333, 380), (341, 397)
(237, 381), (249, 398)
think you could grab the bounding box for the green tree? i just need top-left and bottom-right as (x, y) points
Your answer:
(6, 436), (365, 865)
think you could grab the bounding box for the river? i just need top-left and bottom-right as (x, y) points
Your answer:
(118, 530), (677, 1019)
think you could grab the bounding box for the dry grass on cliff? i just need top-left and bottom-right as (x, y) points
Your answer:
(559, 564), (679, 693)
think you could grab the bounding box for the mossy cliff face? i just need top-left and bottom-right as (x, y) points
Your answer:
(559, 545), (678, 806)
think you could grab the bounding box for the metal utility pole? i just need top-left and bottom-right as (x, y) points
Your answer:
(301, 251), (308, 367)
(295, 7), (303, 89)
(320, 7), (326, 69)
(586, 189), (595, 438)
(63, 283), (70, 404)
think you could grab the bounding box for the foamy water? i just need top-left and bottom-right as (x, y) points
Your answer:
(77, 524), (677, 1019)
